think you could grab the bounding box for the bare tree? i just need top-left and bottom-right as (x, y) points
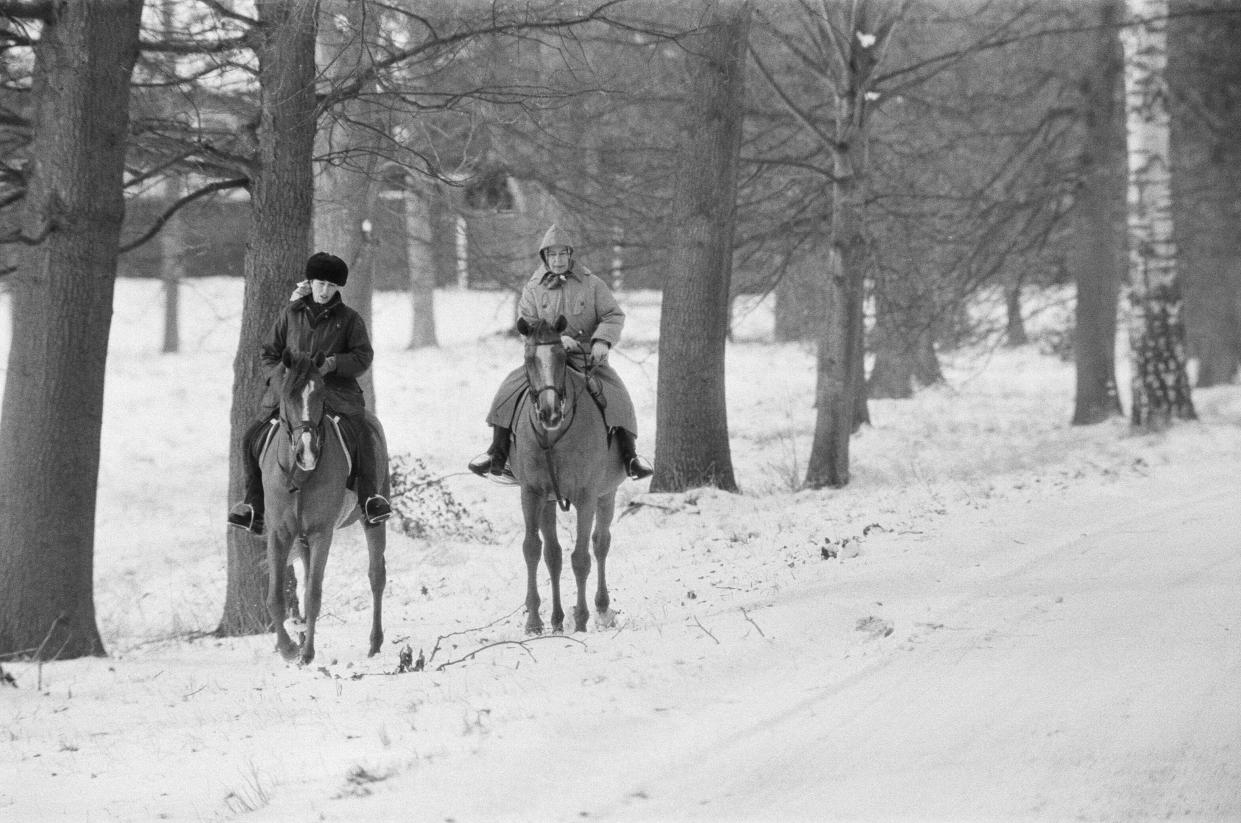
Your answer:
(1167, 0), (1241, 387)
(1071, 0), (1127, 425)
(219, 0), (319, 636)
(651, 0), (750, 492)
(0, 0), (143, 661)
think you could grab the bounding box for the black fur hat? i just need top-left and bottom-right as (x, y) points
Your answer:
(305, 252), (348, 286)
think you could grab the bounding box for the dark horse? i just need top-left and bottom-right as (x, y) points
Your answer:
(261, 350), (388, 665)
(511, 316), (626, 634)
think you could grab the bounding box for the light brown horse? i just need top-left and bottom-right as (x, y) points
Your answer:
(511, 316), (626, 634)
(260, 351), (388, 665)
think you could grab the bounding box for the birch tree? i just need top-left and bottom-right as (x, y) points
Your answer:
(1119, 0), (1195, 427)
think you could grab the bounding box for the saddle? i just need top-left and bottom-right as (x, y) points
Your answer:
(255, 410), (386, 493)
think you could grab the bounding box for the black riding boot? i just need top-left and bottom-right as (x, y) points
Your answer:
(352, 422), (391, 526)
(227, 418), (270, 535)
(614, 428), (653, 480)
(468, 425), (515, 480)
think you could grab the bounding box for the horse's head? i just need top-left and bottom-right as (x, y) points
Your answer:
(518, 315), (569, 430)
(278, 350), (328, 472)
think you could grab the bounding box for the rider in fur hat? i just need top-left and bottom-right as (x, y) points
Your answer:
(468, 224), (654, 482)
(227, 252), (392, 535)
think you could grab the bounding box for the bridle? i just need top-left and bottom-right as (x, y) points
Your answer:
(280, 362), (325, 476)
(524, 334), (569, 431)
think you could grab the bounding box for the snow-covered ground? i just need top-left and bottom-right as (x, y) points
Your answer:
(1, 277), (1239, 822)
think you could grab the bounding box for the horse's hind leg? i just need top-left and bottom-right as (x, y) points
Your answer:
(363, 521), (386, 657)
(571, 498), (598, 632)
(592, 491), (617, 630)
(540, 503), (564, 633)
(520, 488), (546, 635)
(265, 534), (300, 662)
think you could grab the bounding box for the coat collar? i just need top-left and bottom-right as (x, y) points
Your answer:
(539, 267), (582, 288)
(295, 292), (343, 319)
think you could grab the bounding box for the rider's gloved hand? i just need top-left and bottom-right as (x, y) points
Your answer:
(590, 340), (610, 364)
(321, 355), (337, 374)
(560, 335), (582, 352)
(289, 280), (311, 301)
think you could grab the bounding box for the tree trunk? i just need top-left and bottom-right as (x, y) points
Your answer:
(314, 0), (380, 409)
(805, 6), (891, 488)
(160, 175), (184, 354)
(1072, 0), (1126, 425)
(652, 0), (749, 493)
(1167, 0), (1241, 387)
(868, 270), (943, 399)
(1120, 0), (1196, 428)
(219, 0), (318, 637)
(404, 184), (440, 349)
(1004, 278), (1029, 347)
(0, 1), (143, 660)
(773, 255), (826, 343)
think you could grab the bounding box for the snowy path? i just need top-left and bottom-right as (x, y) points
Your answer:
(382, 471), (1241, 822)
(590, 487), (1241, 822)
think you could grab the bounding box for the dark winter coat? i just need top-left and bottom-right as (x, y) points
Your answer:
(259, 293), (373, 417)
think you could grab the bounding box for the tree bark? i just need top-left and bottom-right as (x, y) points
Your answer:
(1167, 0), (1241, 387)
(219, 0), (318, 637)
(1120, 0), (1196, 428)
(160, 175), (185, 354)
(0, 1), (143, 660)
(805, 4), (892, 489)
(404, 183), (440, 349)
(652, 0), (749, 493)
(868, 268), (943, 399)
(1071, 0), (1126, 425)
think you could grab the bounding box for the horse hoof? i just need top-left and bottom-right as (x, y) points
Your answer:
(525, 623), (544, 636)
(277, 643), (300, 663)
(594, 609), (617, 630)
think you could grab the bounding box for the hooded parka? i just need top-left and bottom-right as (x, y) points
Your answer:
(485, 225), (639, 435)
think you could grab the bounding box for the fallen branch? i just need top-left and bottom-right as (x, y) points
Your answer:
(435, 635), (586, 672)
(740, 607), (766, 638)
(691, 616), (719, 644)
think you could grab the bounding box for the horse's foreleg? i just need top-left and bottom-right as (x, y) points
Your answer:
(364, 522), (386, 657)
(541, 503), (564, 633)
(520, 489), (545, 635)
(571, 499), (597, 632)
(592, 492), (617, 629)
(299, 533), (332, 666)
(266, 534), (299, 662)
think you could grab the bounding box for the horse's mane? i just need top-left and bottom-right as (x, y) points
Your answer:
(522, 318), (562, 345)
(282, 353), (320, 397)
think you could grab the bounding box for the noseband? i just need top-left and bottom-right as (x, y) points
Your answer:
(525, 340), (568, 423)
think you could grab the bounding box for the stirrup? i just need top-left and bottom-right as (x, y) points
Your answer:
(363, 495), (392, 525)
(467, 452), (494, 478)
(227, 503), (265, 536)
(626, 456), (653, 481)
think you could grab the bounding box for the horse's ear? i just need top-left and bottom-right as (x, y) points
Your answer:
(516, 317), (531, 336)
(554, 315), (568, 333)
(282, 350), (293, 369)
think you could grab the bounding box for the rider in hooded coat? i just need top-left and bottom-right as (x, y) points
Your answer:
(468, 224), (653, 482)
